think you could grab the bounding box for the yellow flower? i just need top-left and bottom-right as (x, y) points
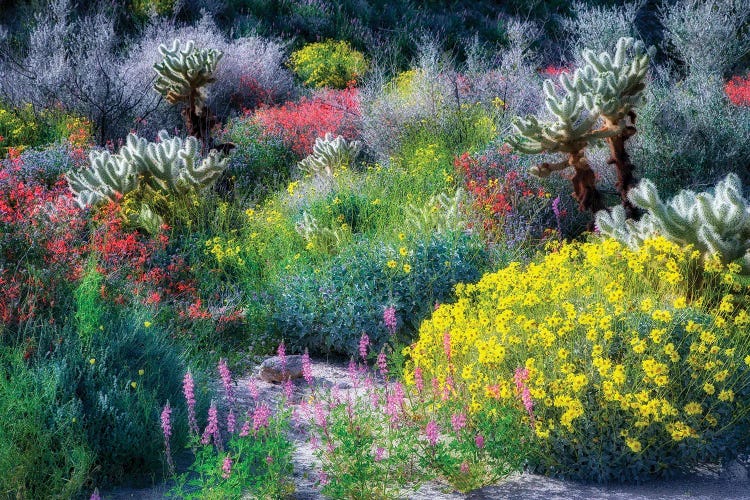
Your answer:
(403, 264), (412, 273)
(130, 381), (138, 389)
(673, 297), (687, 309)
(718, 389), (734, 402)
(626, 438), (642, 453)
(387, 260), (397, 269)
(138, 369), (145, 376)
(144, 321), (152, 328)
(703, 382), (715, 395)
(398, 233), (406, 241)
(684, 402), (702, 415)
(399, 247), (408, 256)
(89, 358), (96, 365)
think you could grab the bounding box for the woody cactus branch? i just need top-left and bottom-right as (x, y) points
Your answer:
(509, 37), (650, 221)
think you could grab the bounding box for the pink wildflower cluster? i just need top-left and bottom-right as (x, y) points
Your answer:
(514, 366), (534, 425)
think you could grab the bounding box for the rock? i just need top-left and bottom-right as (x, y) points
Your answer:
(258, 355), (304, 383)
(722, 459), (748, 482)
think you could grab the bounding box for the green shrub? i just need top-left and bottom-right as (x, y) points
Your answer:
(290, 40), (368, 88)
(272, 230), (488, 356)
(0, 347), (93, 498)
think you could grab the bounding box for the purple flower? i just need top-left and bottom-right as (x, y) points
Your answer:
(451, 412), (467, 433)
(277, 341), (287, 373)
(425, 420), (439, 447)
(253, 404), (272, 431)
(414, 366), (424, 393)
(443, 331), (451, 360)
(227, 409), (236, 434)
(359, 332), (370, 360)
(218, 358), (235, 407)
(374, 447), (385, 462)
(222, 455), (233, 479)
(248, 379), (259, 400)
(377, 350), (388, 378)
(318, 470), (329, 486)
(475, 434), (485, 449)
(183, 371), (198, 435)
(383, 306), (397, 336)
(283, 378), (294, 400)
(460, 461), (470, 474)
(302, 349), (313, 384)
(313, 402), (328, 430)
(201, 401), (222, 450)
(90, 489), (101, 500)
(239, 419), (251, 437)
(347, 359), (359, 388)
(385, 381), (405, 422)
(161, 402), (175, 475)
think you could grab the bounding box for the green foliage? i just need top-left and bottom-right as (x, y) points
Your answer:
(272, 230), (487, 355)
(171, 410), (295, 499)
(596, 174), (750, 270)
(221, 118), (297, 200)
(131, 0), (177, 17)
(403, 188), (466, 235)
(0, 347), (93, 499)
(290, 40), (368, 88)
(74, 258), (105, 348)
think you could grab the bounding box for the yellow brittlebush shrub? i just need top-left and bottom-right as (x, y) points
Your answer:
(404, 237), (750, 482)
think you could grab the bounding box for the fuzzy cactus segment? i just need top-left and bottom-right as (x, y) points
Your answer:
(298, 133), (362, 179)
(596, 173), (750, 270)
(66, 131), (229, 208)
(153, 39), (223, 112)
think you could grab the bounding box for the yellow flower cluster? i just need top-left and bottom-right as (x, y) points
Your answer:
(404, 236), (750, 465)
(205, 236), (245, 267)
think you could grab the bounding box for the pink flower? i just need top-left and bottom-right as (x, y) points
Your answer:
(248, 379), (259, 400)
(90, 489), (101, 500)
(425, 420), (439, 447)
(183, 371), (198, 435)
(443, 331), (451, 360)
(227, 409), (236, 434)
(253, 404), (272, 431)
(313, 402), (328, 430)
(201, 401), (222, 450)
(347, 359), (359, 388)
(302, 349), (313, 384)
(385, 382), (405, 422)
(222, 455), (233, 479)
(218, 358), (234, 406)
(460, 461), (470, 474)
(318, 470), (329, 486)
(359, 332), (370, 360)
(383, 306), (397, 335)
(277, 341), (287, 373)
(514, 367), (534, 423)
(374, 446), (385, 462)
(475, 434), (485, 449)
(283, 378), (294, 400)
(377, 350), (388, 377)
(451, 412), (467, 433)
(161, 402), (175, 475)
(414, 366), (424, 393)
(239, 419), (251, 437)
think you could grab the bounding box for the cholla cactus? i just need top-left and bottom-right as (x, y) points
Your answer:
(509, 37), (650, 218)
(596, 174), (750, 269)
(404, 189), (465, 234)
(153, 39), (223, 113)
(298, 133), (362, 179)
(296, 211), (349, 255)
(66, 130), (229, 208)
(153, 39), (224, 143)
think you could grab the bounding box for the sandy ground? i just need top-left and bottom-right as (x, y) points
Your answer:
(103, 359), (750, 500)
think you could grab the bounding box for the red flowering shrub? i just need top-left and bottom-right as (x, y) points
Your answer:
(726, 75), (750, 106)
(253, 87), (361, 156)
(541, 65), (571, 78)
(454, 145), (553, 246)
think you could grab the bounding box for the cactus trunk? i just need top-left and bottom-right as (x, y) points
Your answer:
(605, 113), (640, 219)
(570, 153), (605, 218)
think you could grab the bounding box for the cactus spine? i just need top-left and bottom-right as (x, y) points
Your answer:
(509, 37), (649, 220)
(596, 173), (750, 270)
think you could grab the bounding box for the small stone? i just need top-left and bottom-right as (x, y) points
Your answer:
(258, 355), (304, 383)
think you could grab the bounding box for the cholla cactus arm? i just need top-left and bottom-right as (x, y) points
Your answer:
(404, 189), (466, 234)
(153, 39), (223, 108)
(618, 174), (750, 266)
(66, 150), (139, 207)
(180, 149), (228, 189)
(298, 133), (362, 178)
